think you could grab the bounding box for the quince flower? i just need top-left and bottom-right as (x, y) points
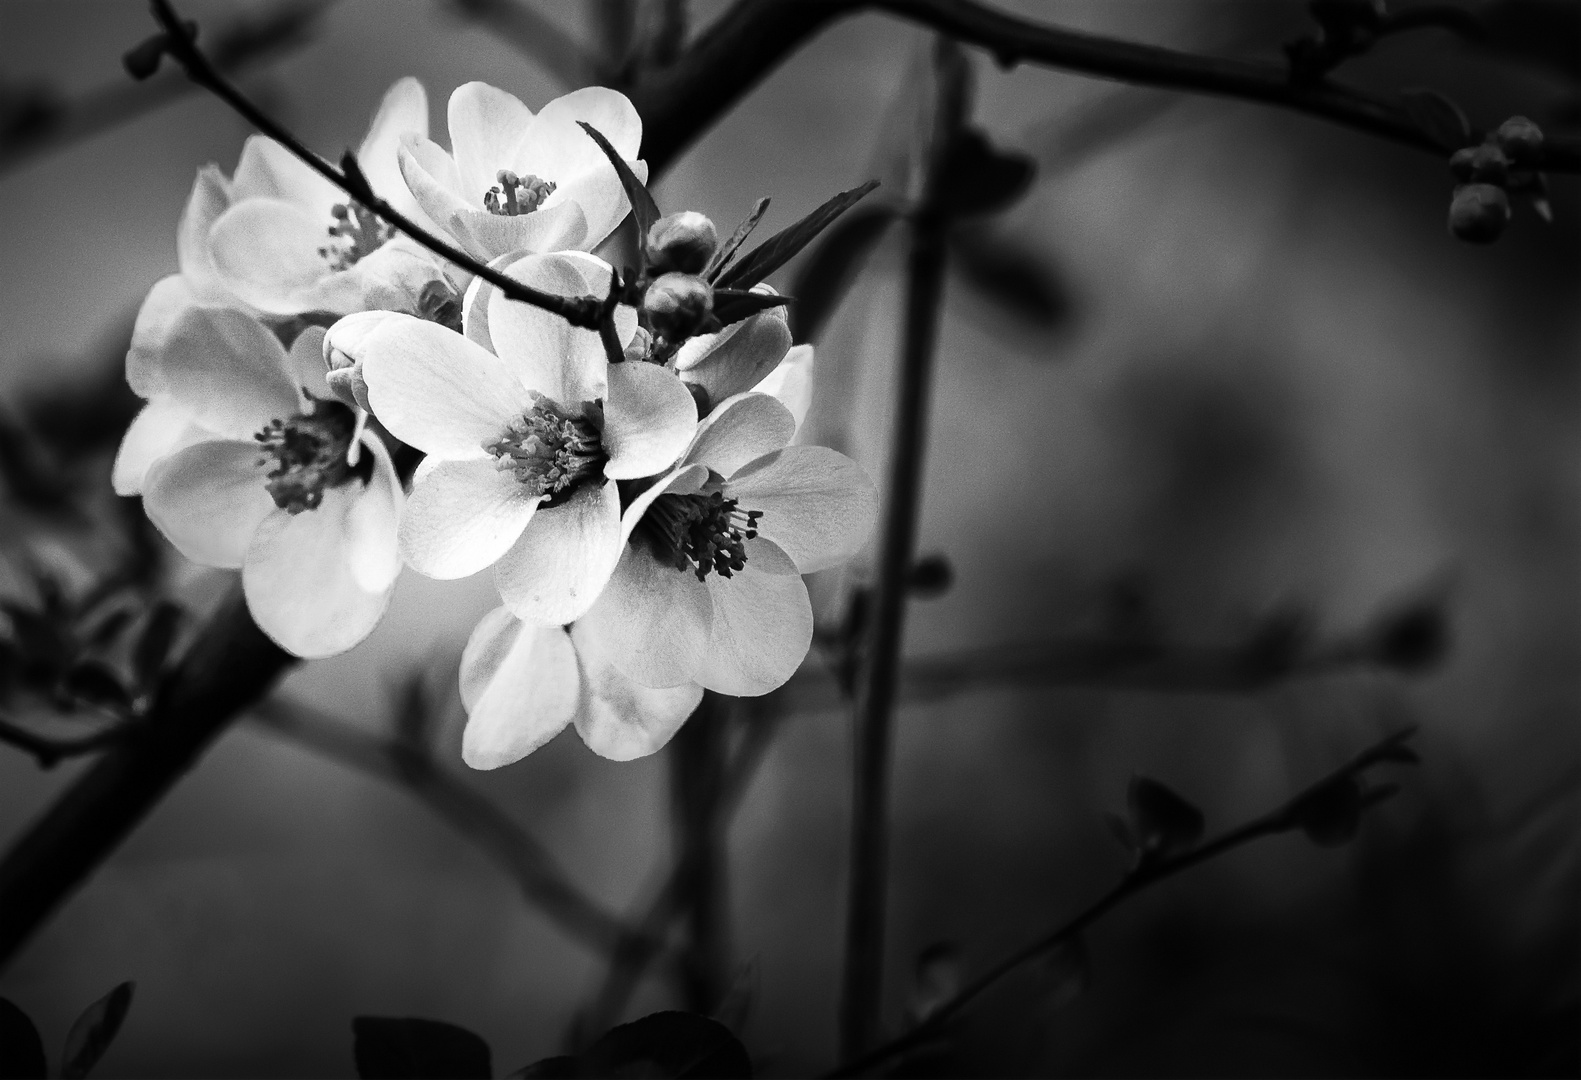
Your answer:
(457, 606), (703, 768)
(673, 298), (814, 427)
(397, 83), (646, 262)
(203, 78), (458, 316)
(332, 252), (696, 626)
(132, 309), (402, 658)
(579, 392), (877, 696)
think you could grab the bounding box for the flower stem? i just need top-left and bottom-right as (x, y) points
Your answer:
(839, 213), (950, 1058)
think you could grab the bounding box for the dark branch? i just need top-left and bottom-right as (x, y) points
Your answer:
(827, 727), (1420, 1078)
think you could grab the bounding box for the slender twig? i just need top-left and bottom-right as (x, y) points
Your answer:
(0, 715), (126, 769)
(827, 728), (1420, 1078)
(630, 0), (1580, 174)
(442, 0), (603, 87)
(668, 692), (732, 1013)
(0, 0), (330, 179)
(249, 698), (657, 956)
(146, 0), (624, 358)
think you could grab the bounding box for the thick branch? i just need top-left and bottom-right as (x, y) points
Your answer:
(632, 0), (1580, 174)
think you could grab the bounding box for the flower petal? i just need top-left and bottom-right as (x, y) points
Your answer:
(516, 88), (643, 248)
(449, 82), (536, 211)
(355, 313), (532, 457)
(749, 343), (815, 436)
(684, 392), (795, 478)
(696, 538), (812, 696)
(399, 457), (539, 579)
(463, 621), (580, 770)
(459, 605), (523, 712)
(242, 482), (394, 659)
(142, 440), (276, 568)
(675, 309), (791, 410)
(176, 164), (237, 304)
(156, 307), (299, 440)
(355, 77), (431, 224)
(460, 252), (517, 354)
(724, 446), (877, 573)
(285, 325), (329, 400)
(571, 620), (702, 761)
(127, 274), (197, 397)
(346, 434), (404, 593)
(209, 199), (363, 315)
(602, 361), (697, 480)
(495, 480), (620, 625)
(579, 544), (712, 689)
(230, 135), (342, 219)
(486, 251), (609, 402)
(112, 398), (206, 496)
(398, 137), (472, 247)
(615, 463), (710, 547)
(448, 199), (590, 263)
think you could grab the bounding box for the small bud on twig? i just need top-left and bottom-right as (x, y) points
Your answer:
(1448, 183), (1511, 243)
(643, 272), (713, 340)
(647, 212), (718, 275)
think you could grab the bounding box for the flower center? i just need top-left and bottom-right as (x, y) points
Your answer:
(638, 490), (762, 581)
(254, 401), (368, 514)
(483, 170), (556, 216)
(320, 201), (393, 271)
(484, 398), (606, 503)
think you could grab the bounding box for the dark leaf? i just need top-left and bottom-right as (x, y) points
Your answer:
(61, 661), (131, 712)
(1400, 88), (1474, 151)
(787, 207), (896, 343)
(711, 288), (791, 329)
(60, 982), (133, 1080)
(717, 182), (881, 292)
(907, 554), (954, 599)
(577, 122), (660, 256)
(1294, 774), (1364, 846)
(706, 197), (771, 281)
(132, 602), (182, 689)
(1361, 781), (1402, 808)
(948, 227), (1069, 332)
(1371, 602), (1449, 672)
(352, 1017), (492, 1079)
(0, 998), (46, 1080)
(1036, 935), (1091, 1014)
(83, 607), (135, 650)
(928, 129), (1036, 219)
(907, 942), (962, 1024)
(1, 603), (66, 665)
(1128, 776), (1205, 858)
(583, 1011), (751, 1079)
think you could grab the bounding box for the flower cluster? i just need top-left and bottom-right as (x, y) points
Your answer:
(118, 78), (876, 765)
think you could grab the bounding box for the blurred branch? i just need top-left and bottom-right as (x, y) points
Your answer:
(0, 582), (294, 970)
(0, 714), (125, 769)
(828, 727), (1421, 1078)
(667, 692), (732, 1014)
(0, 0), (331, 179)
(631, 0), (1581, 174)
(250, 698), (652, 957)
(441, 0), (603, 88)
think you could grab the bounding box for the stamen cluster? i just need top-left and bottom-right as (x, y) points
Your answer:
(483, 170), (556, 216)
(639, 490), (762, 581)
(320, 201), (394, 270)
(485, 400), (606, 500)
(254, 403), (361, 513)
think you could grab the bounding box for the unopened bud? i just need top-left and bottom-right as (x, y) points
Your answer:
(624, 325), (653, 363)
(1448, 144), (1508, 185)
(1447, 183), (1510, 244)
(1493, 116), (1543, 164)
(644, 272), (714, 340)
(322, 310), (401, 411)
(646, 212), (719, 275)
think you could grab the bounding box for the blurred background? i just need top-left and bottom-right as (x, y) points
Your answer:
(0, 1), (1575, 1075)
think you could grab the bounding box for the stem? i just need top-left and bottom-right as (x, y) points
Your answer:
(838, 213), (950, 1058)
(0, 584), (292, 968)
(668, 691), (732, 1013)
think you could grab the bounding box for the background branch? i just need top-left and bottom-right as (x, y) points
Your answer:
(441, 0), (602, 88)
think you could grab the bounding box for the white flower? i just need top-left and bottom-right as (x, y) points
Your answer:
(129, 309), (402, 658)
(397, 83), (646, 262)
(203, 78), (456, 316)
(579, 392), (877, 696)
(457, 606), (703, 768)
(673, 298), (816, 430)
(333, 251), (697, 626)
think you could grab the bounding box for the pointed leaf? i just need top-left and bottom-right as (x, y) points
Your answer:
(1293, 774), (1364, 847)
(949, 227), (1069, 331)
(1400, 88), (1473, 151)
(61, 982), (133, 1080)
(583, 1011), (751, 1079)
(577, 121), (660, 251)
(788, 206), (896, 342)
(1128, 776), (1204, 858)
(132, 602), (182, 689)
(352, 1017), (492, 1079)
(717, 181), (881, 291)
(706, 197), (770, 281)
(711, 288), (791, 329)
(0, 998), (46, 1080)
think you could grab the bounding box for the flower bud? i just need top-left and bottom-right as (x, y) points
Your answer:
(644, 273), (714, 340)
(646, 212), (718, 275)
(322, 310), (402, 411)
(1448, 143), (1508, 185)
(1493, 116), (1543, 165)
(1447, 183), (1510, 244)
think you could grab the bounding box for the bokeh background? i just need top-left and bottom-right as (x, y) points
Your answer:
(0, 1), (1576, 1076)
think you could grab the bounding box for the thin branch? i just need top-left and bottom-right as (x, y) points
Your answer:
(250, 698), (651, 957)
(0, 0), (330, 179)
(442, 0), (603, 88)
(630, 0), (1580, 175)
(0, 715), (125, 769)
(147, 0), (620, 345)
(827, 728), (1420, 1078)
